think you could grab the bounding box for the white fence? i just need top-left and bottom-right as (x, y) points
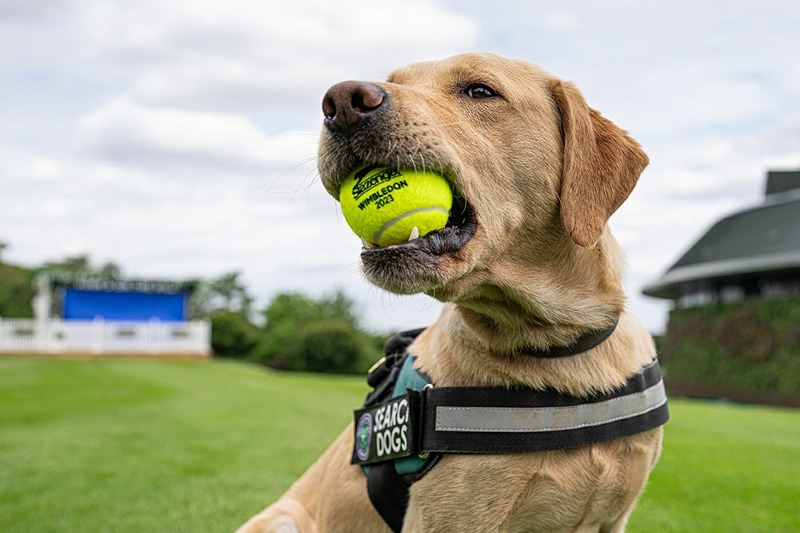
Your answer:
(0, 318), (211, 356)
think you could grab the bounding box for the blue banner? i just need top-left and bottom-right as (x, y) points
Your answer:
(63, 289), (188, 321)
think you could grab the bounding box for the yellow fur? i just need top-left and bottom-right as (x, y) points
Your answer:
(239, 53), (662, 533)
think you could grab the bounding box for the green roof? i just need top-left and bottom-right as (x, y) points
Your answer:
(643, 172), (800, 300)
(766, 170), (800, 195)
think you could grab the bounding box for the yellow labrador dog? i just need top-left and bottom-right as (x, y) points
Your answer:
(240, 53), (665, 533)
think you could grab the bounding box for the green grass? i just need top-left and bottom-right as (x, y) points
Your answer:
(0, 357), (366, 532)
(630, 399), (800, 532)
(1, 357), (798, 532)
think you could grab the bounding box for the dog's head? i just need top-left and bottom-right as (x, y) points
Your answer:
(318, 53), (647, 341)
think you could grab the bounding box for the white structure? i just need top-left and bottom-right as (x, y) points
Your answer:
(0, 317), (211, 356)
(0, 272), (212, 357)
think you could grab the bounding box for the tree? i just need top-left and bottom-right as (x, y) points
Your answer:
(40, 255), (123, 279)
(262, 289), (358, 328)
(0, 241), (7, 263)
(190, 271), (254, 320)
(96, 262), (123, 279)
(0, 262), (35, 318)
(43, 254), (91, 273)
(251, 292), (318, 368)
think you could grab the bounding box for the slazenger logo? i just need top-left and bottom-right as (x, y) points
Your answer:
(355, 412), (372, 462)
(373, 397), (409, 458)
(351, 165), (402, 201)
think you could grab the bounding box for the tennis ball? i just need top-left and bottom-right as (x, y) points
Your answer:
(339, 164), (453, 248)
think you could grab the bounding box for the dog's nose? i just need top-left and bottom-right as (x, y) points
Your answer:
(322, 81), (386, 132)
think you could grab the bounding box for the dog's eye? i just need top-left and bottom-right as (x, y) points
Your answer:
(462, 84), (498, 99)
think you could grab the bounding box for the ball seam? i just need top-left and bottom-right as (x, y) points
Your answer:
(373, 206), (450, 244)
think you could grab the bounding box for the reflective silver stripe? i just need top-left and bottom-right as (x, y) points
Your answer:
(435, 380), (667, 433)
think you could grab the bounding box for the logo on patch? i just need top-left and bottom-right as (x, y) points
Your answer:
(355, 412), (373, 462)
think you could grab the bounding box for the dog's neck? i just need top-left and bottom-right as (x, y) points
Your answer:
(436, 230), (626, 354)
(413, 304), (654, 396)
(412, 231), (651, 395)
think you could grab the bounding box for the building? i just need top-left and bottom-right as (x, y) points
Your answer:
(643, 170), (800, 405)
(0, 273), (210, 357)
(643, 170), (800, 305)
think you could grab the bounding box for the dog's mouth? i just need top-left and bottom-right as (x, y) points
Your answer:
(335, 162), (479, 295)
(353, 166), (477, 258)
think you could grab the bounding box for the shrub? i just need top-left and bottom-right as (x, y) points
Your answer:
(250, 290), (384, 374)
(290, 320), (372, 374)
(249, 324), (299, 370)
(209, 310), (259, 358)
(662, 297), (800, 399)
(251, 319), (377, 375)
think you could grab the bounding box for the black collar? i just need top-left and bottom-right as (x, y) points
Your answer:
(520, 320), (619, 358)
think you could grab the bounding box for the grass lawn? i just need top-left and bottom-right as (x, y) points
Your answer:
(0, 357), (366, 532)
(629, 399), (799, 532)
(1, 356), (798, 532)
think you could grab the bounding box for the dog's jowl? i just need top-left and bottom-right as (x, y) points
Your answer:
(239, 53), (667, 533)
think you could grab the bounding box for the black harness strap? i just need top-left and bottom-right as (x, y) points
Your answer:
(421, 360), (667, 454)
(357, 327), (669, 533)
(366, 462), (409, 533)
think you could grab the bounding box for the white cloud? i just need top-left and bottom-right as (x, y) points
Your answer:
(74, 0), (478, 113)
(0, 143), (61, 182)
(539, 12), (579, 31)
(596, 61), (776, 136)
(77, 98), (314, 170)
(0, 0), (65, 22)
(3, 0), (800, 337)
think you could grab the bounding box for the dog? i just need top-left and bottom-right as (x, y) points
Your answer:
(239, 53), (664, 533)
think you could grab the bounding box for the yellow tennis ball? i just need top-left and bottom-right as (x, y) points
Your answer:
(339, 164), (453, 248)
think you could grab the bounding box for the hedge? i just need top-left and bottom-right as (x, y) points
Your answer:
(661, 296), (800, 405)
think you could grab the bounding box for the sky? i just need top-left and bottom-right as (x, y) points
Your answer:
(1, 0), (799, 333)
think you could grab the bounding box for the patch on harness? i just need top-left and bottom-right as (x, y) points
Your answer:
(352, 391), (421, 465)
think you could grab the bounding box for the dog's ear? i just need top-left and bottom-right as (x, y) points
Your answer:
(549, 80), (649, 248)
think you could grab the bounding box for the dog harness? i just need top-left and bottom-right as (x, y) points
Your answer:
(351, 327), (669, 532)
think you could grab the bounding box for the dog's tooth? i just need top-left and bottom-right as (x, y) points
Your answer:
(361, 238), (376, 249)
(408, 226), (420, 241)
